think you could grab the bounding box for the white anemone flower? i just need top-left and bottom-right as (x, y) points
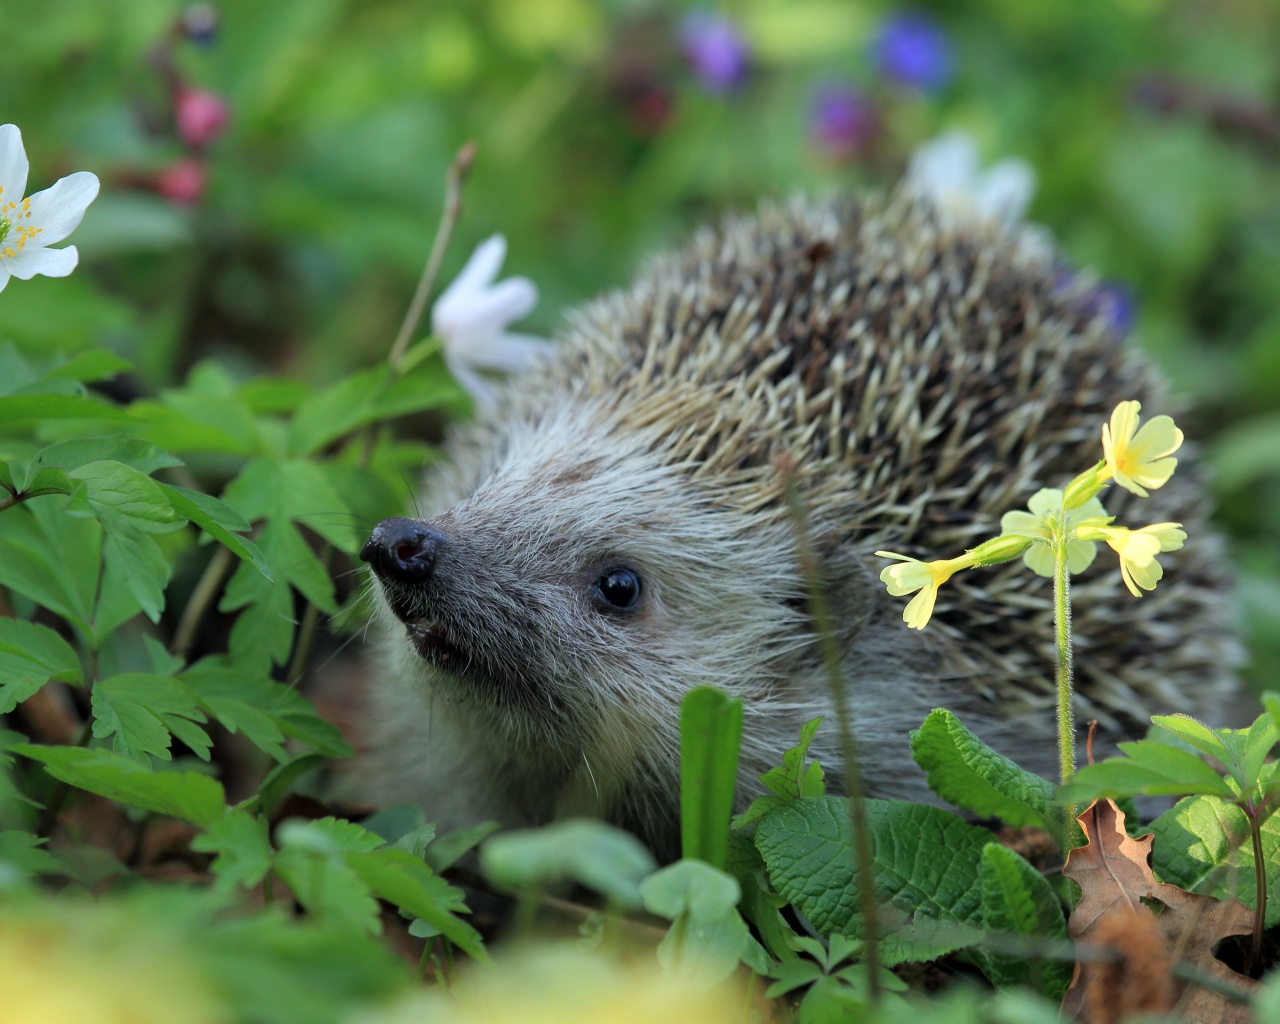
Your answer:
(906, 131), (1036, 229)
(0, 124), (100, 293)
(432, 235), (553, 410)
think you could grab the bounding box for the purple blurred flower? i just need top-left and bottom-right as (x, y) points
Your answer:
(872, 12), (953, 93)
(181, 3), (218, 47)
(1086, 282), (1137, 335)
(680, 11), (750, 95)
(810, 84), (878, 161)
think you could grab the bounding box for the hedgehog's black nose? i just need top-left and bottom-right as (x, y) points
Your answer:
(361, 518), (445, 584)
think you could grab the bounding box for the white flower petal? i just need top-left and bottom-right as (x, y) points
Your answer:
(0, 124), (30, 205)
(461, 332), (554, 373)
(972, 160), (1035, 226)
(24, 172), (101, 246)
(0, 262), (10, 293)
(5, 244), (78, 280)
(433, 235), (508, 324)
(438, 278), (538, 341)
(908, 131), (978, 201)
(445, 355), (499, 410)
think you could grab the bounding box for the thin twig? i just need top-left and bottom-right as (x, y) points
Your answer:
(387, 140), (477, 372)
(170, 545), (234, 659)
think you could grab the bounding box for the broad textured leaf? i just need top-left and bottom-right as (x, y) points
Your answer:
(1151, 714), (1233, 766)
(15, 744), (225, 826)
(640, 859), (770, 982)
(911, 708), (1058, 836)
(191, 809), (273, 892)
(92, 672), (212, 761)
(977, 843), (1070, 999)
(1150, 793), (1280, 928)
(482, 819), (656, 910)
(0, 618), (83, 714)
(754, 796), (990, 966)
(346, 847), (488, 961)
(680, 686), (743, 869)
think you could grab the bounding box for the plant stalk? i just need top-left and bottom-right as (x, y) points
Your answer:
(1053, 531), (1075, 786)
(170, 544), (234, 659)
(1247, 803), (1266, 970)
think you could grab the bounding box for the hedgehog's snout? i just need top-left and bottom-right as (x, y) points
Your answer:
(361, 517), (446, 585)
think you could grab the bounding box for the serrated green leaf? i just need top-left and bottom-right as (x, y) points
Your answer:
(102, 526), (171, 623)
(977, 843), (1070, 999)
(278, 817), (384, 854)
(1240, 713), (1278, 795)
(23, 438), (181, 488)
(180, 663), (298, 762)
(1150, 794), (1280, 928)
(274, 843), (381, 936)
(481, 819), (656, 910)
(1060, 741), (1236, 802)
(225, 458), (358, 553)
(15, 744), (225, 826)
(0, 502), (101, 629)
(191, 809), (273, 892)
(0, 830), (61, 877)
(640, 859), (771, 983)
(1152, 714), (1234, 766)
(758, 716), (826, 802)
(346, 847), (488, 961)
(910, 709), (1058, 838)
(92, 672), (212, 762)
(423, 821), (500, 873)
(680, 686), (743, 870)
(159, 483), (272, 580)
(0, 618), (83, 714)
(754, 797), (990, 966)
(68, 460), (181, 532)
(43, 349), (132, 384)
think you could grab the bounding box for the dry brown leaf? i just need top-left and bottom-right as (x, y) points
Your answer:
(1062, 798), (1258, 1024)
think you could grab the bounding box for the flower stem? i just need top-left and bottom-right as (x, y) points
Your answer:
(1053, 530), (1075, 788)
(387, 140), (476, 373)
(1248, 803), (1266, 970)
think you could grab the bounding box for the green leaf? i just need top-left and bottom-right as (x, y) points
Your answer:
(0, 394), (126, 423)
(0, 619), (83, 714)
(1150, 794), (1280, 927)
(1240, 713), (1278, 796)
(102, 526), (171, 623)
(346, 847), (489, 962)
(910, 709), (1059, 838)
(43, 349), (132, 384)
(1060, 740), (1237, 803)
(278, 817), (384, 854)
(977, 843), (1070, 999)
(0, 502), (103, 631)
(423, 820), (501, 873)
(754, 797), (990, 966)
(0, 830), (61, 877)
(15, 744), (225, 827)
(739, 716), (825, 826)
(191, 809), (273, 892)
(159, 484), (272, 580)
(481, 819), (657, 910)
(680, 686), (743, 870)
(275, 842), (381, 936)
(640, 859), (771, 982)
(1151, 714), (1234, 766)
(91, 672), (212, 762)
(68, 461), (181, 533)
(255, 753), (327, 818)
(22, 438), (181, 487)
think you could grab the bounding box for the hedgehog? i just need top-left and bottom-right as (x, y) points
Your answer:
(356, 183), (1237, 860)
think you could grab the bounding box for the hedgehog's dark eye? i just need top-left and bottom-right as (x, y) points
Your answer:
(593, 567), (641, 611)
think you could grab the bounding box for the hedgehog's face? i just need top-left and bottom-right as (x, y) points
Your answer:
(360, 400), (838, 750)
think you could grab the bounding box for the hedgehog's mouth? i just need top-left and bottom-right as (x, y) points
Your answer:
(405, 621), (469, 669)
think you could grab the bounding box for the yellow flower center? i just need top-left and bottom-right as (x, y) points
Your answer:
(0, 189), (41, 259)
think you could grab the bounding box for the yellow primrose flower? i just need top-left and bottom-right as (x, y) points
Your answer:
(876, 551), (975, 629)
(1075, 522), (1186, 597)
(1100, 400), (1183, 497)
(999, 488), (1107, 578)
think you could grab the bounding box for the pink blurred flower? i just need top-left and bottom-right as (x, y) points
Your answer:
(175, 88), (229, 148)
(156, 159), (207, 205)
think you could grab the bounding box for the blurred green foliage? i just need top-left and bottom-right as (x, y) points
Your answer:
(4, 0), (1277, 689)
